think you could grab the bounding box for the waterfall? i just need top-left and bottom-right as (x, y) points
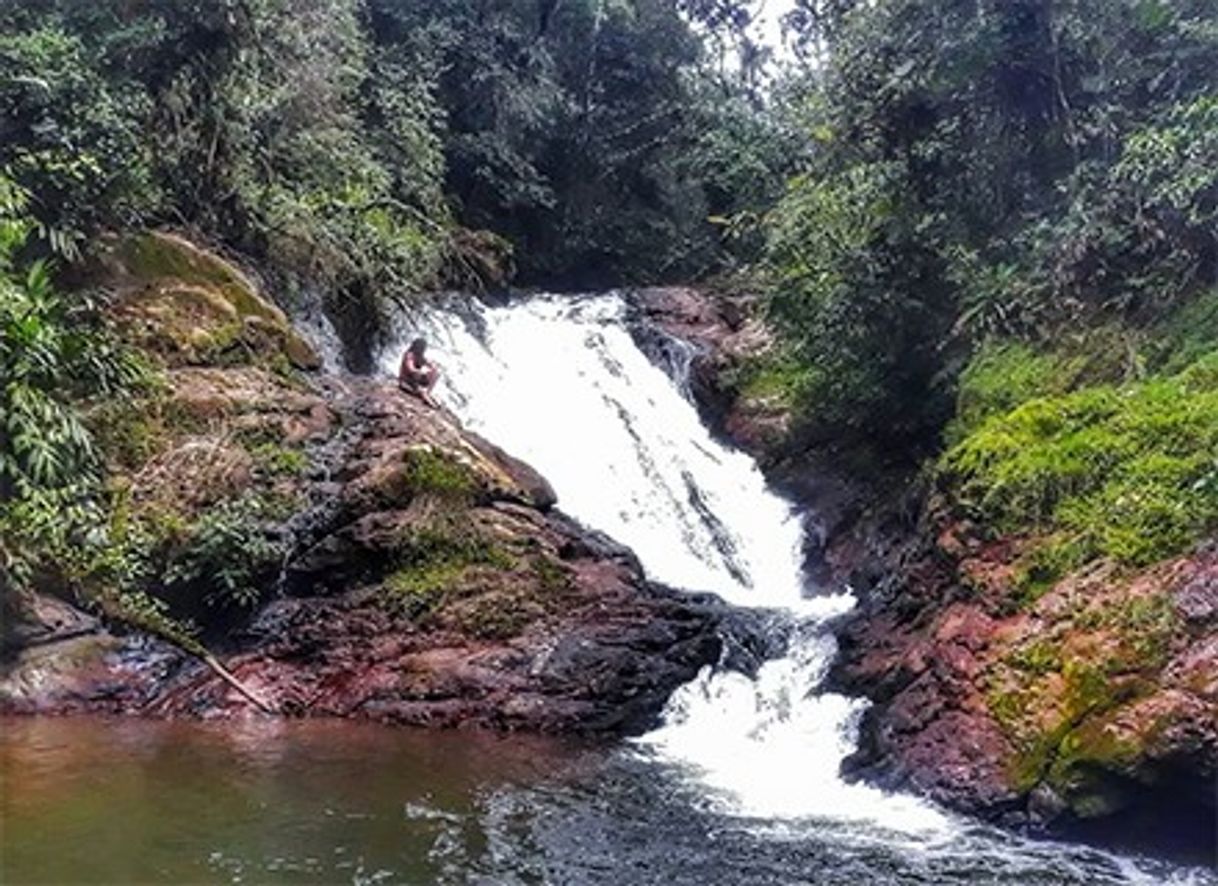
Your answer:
(379, 293), (951, 837)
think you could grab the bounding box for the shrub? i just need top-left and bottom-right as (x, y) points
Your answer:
(250, 442), (309, 478)
(0, 23), (158, 249)
(720, 347), (818, 414)
(1146, 289), (1218, 375)
(0, 175), (147, 588)
(946, 326), (1145, 446)
(947, 343), (1063, 446)
(162, 495), (285, 609)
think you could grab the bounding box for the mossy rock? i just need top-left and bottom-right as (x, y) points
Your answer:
(1040, 706), (1154, 818)
(388, 444), (530, 507)
(283, 328), (322, 370)
(119, 232), (282, 323)
(449, 592), (539, 640)
(401, 446), (480, 501)
(112, 232), (320, 370)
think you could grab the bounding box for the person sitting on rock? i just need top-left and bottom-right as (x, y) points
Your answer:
(399, 336), (440, 407)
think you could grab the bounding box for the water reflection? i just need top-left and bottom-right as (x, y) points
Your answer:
(2, 717), (1212, 885)
(0, 716), (592, 884)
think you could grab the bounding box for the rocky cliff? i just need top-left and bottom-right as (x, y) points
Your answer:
(633, 285), (1217, 857)
(0, 235), (756, 734)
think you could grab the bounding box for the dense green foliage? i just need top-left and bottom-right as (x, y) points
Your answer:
(940, 289), (1218, 593)
(0, 175), (146, 587)
(5, 0), (1216, 635)
(740, 0), (1218, 588)
(762, 0), (1218, 442)
(943, 345), (1218, 590)
(0, 0), (794, 329)
(374, 0), (798, 283)
(161, 494), (287, 610)
(0, 0), (451, 347)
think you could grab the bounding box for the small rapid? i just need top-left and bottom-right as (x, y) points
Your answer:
(368, 292), (1213, 884)
(0, 291), (1206, 885)
(384, 293), (947, 836)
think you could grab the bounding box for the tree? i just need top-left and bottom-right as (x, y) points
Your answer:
(763, 0), (1218, 443)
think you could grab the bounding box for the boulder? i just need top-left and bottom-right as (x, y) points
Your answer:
(0, 264), (748, 735)
(104, 231), (320, 370)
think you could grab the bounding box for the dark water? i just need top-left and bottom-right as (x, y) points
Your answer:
(1, 717), (1213, 885)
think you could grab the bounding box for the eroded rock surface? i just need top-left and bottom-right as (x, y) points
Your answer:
(0, 236), (754, 735)
(632, 285), (1218, 850)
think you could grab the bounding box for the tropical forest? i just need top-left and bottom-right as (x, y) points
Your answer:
(1, 1), (1215, 882)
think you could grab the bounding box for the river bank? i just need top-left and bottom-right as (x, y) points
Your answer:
(0, 234), (759, 735)
(1, 233), (1212, 873)
(631, 285), (1217, 862)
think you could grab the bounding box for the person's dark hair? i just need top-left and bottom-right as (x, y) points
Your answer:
(409, 337), (426, 354)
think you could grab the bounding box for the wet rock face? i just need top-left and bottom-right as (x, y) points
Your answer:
(833, 533), (1218, 831)
(627, 286), (787, 457)
(0, 237), (749, 736)
(0, 377), (746, 733)
(0, 377), (745, 733)
(634, 285), (1218, 852)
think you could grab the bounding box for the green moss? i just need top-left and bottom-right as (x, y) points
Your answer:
(250, 442), (308, 477)
(948, 343), (1063, 445)
(1043, 703), (1152, 818)
(990, 590), (1177, 797)
(193, 320), (245, 364)
(1061, 658), (1120, 714)
(267, 351), (300, 381)
(401, 525), (513, 571)
(381, 522), (513, 618)
(987, 621), (1167, 797)
(233, 423), (284, 449)
(89, 398), (172, 470)
(986, 682), (1032, 732)
(721, 348), (817, 411)
(1075, 593), (1181, 670)
(1012, 535), (1091, 603)
(531, 554), (572, 594)
(383, 560), (467, 618)
(119, 233), (319, 370)
(400, 447), (479, 502)
(1146, 288), (1218, 374)
(453, 595), (533, 640)
(1006, 637), (1062, 675)
(947, 328), (1146, 446)
(1010, 731), (1068, 794)
(941, 353), (1218, 589)
(123, 233), (283, 323)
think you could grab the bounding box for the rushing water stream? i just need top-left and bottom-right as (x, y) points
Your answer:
(1, 293), (1212, 884)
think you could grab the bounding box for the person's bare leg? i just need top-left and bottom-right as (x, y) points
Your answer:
(420, 366), (439, 407)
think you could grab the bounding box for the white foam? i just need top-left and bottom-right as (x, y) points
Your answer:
(381, 293), (953, 838)
(385, 296), (804, 605)
(637, 639), (953, 836)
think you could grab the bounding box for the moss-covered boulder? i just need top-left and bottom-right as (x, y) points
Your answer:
(0, 234), (744, 737)
(103, 231), (321, 370)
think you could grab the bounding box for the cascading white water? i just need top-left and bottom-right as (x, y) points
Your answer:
(379, 293), (951, 838)
(391, 295), (807, 606)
